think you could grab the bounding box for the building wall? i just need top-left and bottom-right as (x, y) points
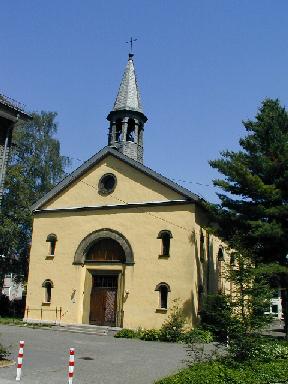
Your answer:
(26, 155), (224, 329)
(194, 205), (231, 298)
(26, 204), (202, 328)
(42, 156), (183, 210)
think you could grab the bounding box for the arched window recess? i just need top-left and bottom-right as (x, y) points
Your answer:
(155, 282), (171, 310)
(42, 279), (53, 304)
(74, 229), (134, 266)
(86, 238), (125, 263)
(157, 230), (173, 257)
(46, 233), (57, 256)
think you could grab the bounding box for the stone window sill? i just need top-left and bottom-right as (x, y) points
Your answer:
(45, 255), (55, 260)
(42, 302), (51, 306)
(155, 308), (168, 313)
(158, 254), (170, 259)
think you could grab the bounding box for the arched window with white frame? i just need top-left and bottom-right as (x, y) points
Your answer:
(46, 233), (57, 256)
(155, 282), (171, 309)
(42, 279), (53, 303)
(157, 230), (173, 257)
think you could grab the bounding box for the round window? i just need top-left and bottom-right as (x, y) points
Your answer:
(98, 173), (117, 195)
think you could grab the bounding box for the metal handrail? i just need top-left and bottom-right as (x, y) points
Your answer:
(25, 306), (63, 321)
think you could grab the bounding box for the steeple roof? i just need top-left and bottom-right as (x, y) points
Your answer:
(113, 54), (144, 114)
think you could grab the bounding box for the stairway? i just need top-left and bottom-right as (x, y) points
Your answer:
(53, 324), (120, 336)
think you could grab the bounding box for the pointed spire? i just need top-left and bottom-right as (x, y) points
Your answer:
(113, 54), (144, 114)
(107, 54), (147, 164)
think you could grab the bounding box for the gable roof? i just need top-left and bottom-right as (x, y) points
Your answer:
(31, 146), (202, 211)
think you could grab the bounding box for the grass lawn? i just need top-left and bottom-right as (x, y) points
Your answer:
(0, 317), (51, 328)
(155, 359), (288, 384)
(0, 317), (23, 326)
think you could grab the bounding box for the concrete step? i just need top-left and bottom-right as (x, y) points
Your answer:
(53, 324), (120, 336)
(55, 328), (107, 336)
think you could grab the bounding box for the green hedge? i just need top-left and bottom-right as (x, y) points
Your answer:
(114, 329), (139, 339)
(155, 360), (288, 384)
(114, 328), (214, 343)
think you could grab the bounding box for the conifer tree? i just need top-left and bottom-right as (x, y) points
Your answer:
(209, 99), (288, 336)
(210, 99), (288, 265)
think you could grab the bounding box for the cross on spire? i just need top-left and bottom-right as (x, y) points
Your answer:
(126, 37), (137, 54)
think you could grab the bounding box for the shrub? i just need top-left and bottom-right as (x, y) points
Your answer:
(0, 296), (26, 318)
(159, 299), (186, 342)
(155, 359), (288, 384)
(139, 329), (160, 341)
(246, 339), (288, 362)
(0, 343), (9, 360)
(181, 328), (214, 344)
(254, 342), (288, 361)
(227, 333), (288, 363)
(114, 328), (138, 339)
(228, 332), (263, 361)
(200, 294), (233, 341)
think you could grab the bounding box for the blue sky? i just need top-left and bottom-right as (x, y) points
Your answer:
(1, 1), (288, 202)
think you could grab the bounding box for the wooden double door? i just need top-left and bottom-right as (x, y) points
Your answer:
(89, 275), (118, 326)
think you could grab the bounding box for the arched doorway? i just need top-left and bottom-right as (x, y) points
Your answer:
(87, 239), (125, 326)
(74, 229), (133, 326)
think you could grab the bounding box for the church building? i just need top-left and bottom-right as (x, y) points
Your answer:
(25, 54), (226, 329)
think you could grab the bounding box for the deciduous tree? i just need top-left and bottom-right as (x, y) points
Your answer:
(0, 111), (70, 283)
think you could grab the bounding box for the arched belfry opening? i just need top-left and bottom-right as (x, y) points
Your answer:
(107, 53), (147, 163)
(127, 118), (136, 142)
(115, 119), (123, 142)
(75, 229), (133, 327)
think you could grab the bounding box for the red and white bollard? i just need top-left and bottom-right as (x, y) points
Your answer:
(16, 340), (24, 381)
(68, 348), (75, 384)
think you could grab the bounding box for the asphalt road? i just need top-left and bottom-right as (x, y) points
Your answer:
(0, 325), (187, 384)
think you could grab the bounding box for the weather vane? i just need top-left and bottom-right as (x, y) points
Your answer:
(126, 37), (138, 54)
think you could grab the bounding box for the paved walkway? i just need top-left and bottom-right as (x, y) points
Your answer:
(0, 325), (187, 384)
(263, 319), (286, 338)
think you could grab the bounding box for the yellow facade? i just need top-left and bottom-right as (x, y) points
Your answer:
(26, 153), (226, 329)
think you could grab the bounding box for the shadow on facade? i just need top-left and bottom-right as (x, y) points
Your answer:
(182, 231), (220, 327)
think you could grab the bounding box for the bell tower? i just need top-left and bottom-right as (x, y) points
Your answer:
(107, 54), (147, 163)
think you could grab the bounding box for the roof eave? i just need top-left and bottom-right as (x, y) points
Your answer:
(0, 101), (32, 122)
(107, 109), (147, 123)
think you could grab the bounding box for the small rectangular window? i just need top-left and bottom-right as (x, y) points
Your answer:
(50, 240), (56, 256)
(157, 230), (172, 257)
(42, 280), (53, 303)
(46, 285), (51, 303)
(162, 236), (170, 256)
(160, 286), (168, 309)
(46, 234), (57, 256)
